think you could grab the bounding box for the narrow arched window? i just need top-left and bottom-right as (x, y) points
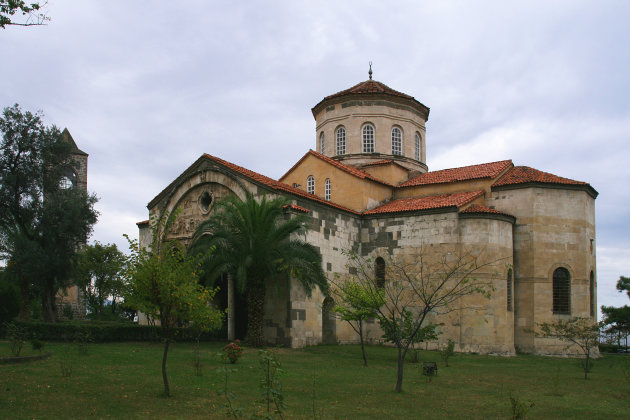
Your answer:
(391, 127), (402, 155)
(324, 178), (331, 201)
(589, 271), (595, 317)
(362, 124), (375, 153)
(307, 175), (315, 194)
(375, 257), (385, 288)
(553, 267), (571, 314)
(319, 132), (325, 154)
(507, 269), (513, 312)
(415, 132), (421, 161)
(336, 127), (346, 155)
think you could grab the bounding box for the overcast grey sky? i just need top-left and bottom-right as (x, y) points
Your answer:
(2, 1), (629, 312)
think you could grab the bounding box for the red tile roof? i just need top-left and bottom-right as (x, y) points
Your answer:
(493, 166), (589, 187)
(324, 80), (415, 101)
(202, 153), (360, 214)
(279, 150), (393, 186)
(460, 204), (512, 217)
(364, 190), (484, 215)
(399, 160), (513, 188)
(362, 159), (394, 167)
(136, 220), (150, 226)
(283, 204), (310, 214)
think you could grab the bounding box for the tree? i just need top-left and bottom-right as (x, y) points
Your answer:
(1, 1), (49, 28)
(75, 242), (127, 320)
(617, 276), (630, 299)
(0, 104), (98, 322)
(331, 274), (385, 366)
(601, 305), (630, 348)
(190, 193), (329, 348)
(339, 248), (500, 392)
(534, 317), (600, 379)
(124, 214), (223, 397)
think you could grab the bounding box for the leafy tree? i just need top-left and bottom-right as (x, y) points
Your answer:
(75, 242), (127, 320)
(0, 104), (98, 322)
(617, 276), (630, 299)
(191, 193), (329, 348)
(0, 267), (20, 325)
(340, 248), (500, 392)
(1, 1), (49, 28)
(331, 275), (385, 366)
(534, 317), (600, 379)
(601, 305), (630, 348)
(124, 214), (223, 397)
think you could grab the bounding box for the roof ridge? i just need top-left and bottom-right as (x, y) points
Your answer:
(493, 165), (589, 187)
(399, 159), (513, 188)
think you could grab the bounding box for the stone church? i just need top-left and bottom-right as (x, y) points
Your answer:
(138, 75), (598, 355)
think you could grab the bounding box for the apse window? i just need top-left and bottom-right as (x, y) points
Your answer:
(362, 124), (375, 153)
(391, 127), (402, 155)
(552, 267), (571, 314)
(307, 175), (315, 194)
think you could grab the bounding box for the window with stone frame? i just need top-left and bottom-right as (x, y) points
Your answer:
(589, 271), (595, 317)
(391, 127), (402, 155)
(415, 132), (421, 161)
(336, 126), (346, 155)
(320, 132), (325, 154)
(307, 175), (315, 194)
(325, 178), (331, 201)
(552, 267), (571, 314)
(362, 124), (375, 153)
(375, 257), (385, 288)
(507, 269), (513, 312)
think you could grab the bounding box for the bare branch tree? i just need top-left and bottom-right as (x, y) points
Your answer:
(338, 246), (505, 392)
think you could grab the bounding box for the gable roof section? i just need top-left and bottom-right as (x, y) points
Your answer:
(279, 150), (393, 187)
(60, 128), (88, 156)
(399, 160), (513, 188)
(364, 190), (484, 215)
(492, 166), (598, 198)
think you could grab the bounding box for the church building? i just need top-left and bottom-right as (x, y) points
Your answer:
(138, 74), (598, 355)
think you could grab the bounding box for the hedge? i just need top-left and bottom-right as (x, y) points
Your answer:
(6, 320), (227, 343)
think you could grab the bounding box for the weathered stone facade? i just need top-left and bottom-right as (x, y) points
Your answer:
(139, 78), (597, 355)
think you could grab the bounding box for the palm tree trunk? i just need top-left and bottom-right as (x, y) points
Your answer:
(247, 282), (266, 347)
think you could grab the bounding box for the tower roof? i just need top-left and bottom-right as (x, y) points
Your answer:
(311, 79), (430, 119)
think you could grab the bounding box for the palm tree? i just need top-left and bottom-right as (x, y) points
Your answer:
(190, 193), (328, 347)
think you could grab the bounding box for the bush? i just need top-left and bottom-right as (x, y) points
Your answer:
(7, 320), (227, 343)
(0, 280), (20, 327)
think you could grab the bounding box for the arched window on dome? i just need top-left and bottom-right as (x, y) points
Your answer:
(319, 132), (325, 154)
(307, 175), (315, 194)
(336, 127), (346, 155)
(362, 124), (375, 153)
(552, 267), (571, 314)
(391, 127), (402, 155)
(415, 132), (422, 161)
(325, 178), (331, 201)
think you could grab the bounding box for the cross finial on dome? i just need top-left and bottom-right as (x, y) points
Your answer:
(368, 61), (373, 80)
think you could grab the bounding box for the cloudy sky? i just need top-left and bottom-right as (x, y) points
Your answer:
(2, 1), (629, 312)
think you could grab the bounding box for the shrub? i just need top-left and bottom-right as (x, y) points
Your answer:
(0, 280), (20, 327)
(222, 340), (244, 364)
(5, 322), (27, 356)
(31, 338), (45, 353)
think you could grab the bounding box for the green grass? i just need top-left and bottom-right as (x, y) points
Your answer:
(1, 341), (629, 419)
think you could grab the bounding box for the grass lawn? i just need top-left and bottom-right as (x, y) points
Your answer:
(1, 340), (629, 419)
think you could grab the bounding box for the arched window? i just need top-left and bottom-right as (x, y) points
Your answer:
(336, 127), (346, 155)
(589, 271), (595, 317)
(507, 269), (513, 312)
(391, 127), (402, 155)
(362, 124), (375, 153)
(375, 257), (385, 288)
(552, 267), (571, 314)
(415, 132), (421, 161)
(325, 178), (331, 201)
(319, 132), (325, 154)
(307, 175), (315, 194)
